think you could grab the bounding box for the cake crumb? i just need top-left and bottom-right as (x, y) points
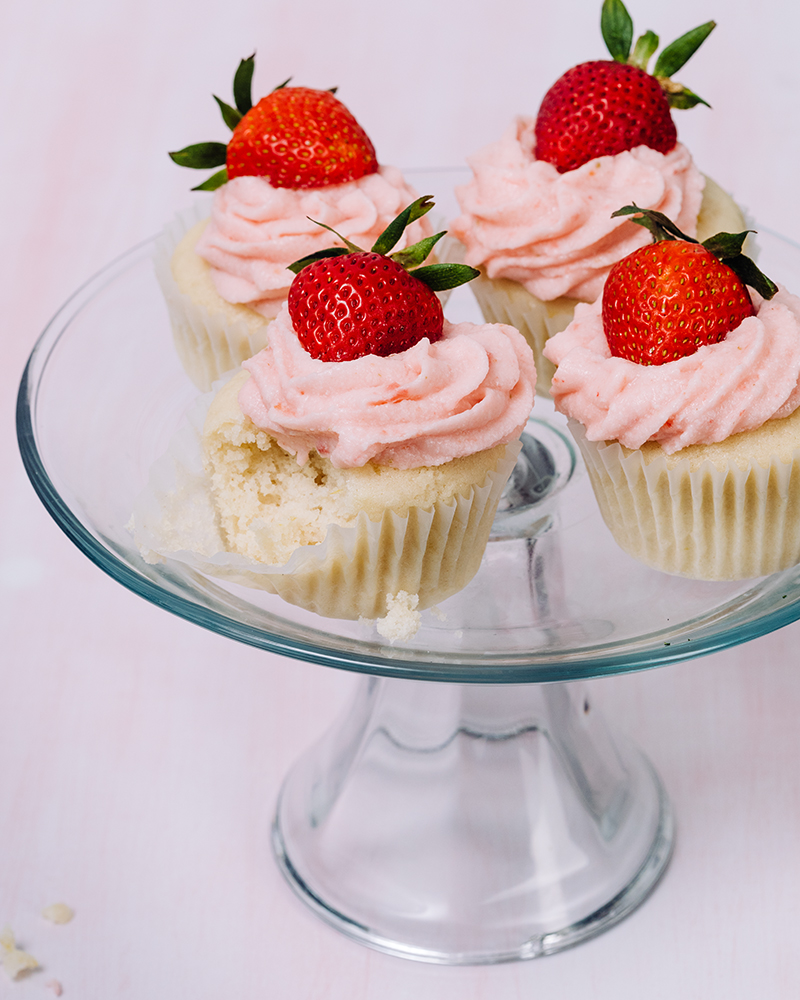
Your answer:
(0, 925), (39, 980)
(429, 605), (447, 622)
(377, 591), (421, 643)
(42, 904), (73, 925)
(45, 980), (63, 996)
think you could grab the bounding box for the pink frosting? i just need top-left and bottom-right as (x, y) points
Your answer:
(238, 305), (536, 469)
(195, 166), (431, 318)
(543, 288), (800, 454)
(450, 118), (704, 302)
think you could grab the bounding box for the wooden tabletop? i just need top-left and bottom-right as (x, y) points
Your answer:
(3, 1), (800, 996)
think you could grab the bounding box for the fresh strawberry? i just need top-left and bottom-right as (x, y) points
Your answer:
(169, 55), (377, 192)
(534, 0), (715, 173)
(286, 197), (479, 363)
(602, 206), (777, 366)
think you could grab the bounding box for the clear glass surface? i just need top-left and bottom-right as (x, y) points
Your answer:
(15, 193), (800, 684)
(17, 173), (800, 962)
(273, 674), (673, 963)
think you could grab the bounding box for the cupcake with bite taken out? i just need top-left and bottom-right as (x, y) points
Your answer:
(136, 199), (536, 628)
(448, 0), (745, 395)
(157, 54), (432, 391)
(543, 206), (800, 581)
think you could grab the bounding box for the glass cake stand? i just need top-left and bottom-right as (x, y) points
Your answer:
(16, 173), (800, 963)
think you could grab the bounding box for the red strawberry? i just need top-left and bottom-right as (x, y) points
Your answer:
(169, 55), (377, 192)
(227, 86), (377, 190)
(535, 62), (676, 173)
(286, 197), (479, 363)
(534, 0), (715, 173)
(602, 206), (777, 366)
(289, 252), (444, 362)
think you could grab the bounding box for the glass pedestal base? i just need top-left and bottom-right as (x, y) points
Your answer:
(273, 676), (673, 963)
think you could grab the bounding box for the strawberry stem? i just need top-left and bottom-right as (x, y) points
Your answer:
(305, 218), (363, 253)
(629, 30), (659, 71)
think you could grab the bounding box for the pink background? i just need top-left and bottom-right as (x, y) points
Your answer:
(3, 0), (800, 996)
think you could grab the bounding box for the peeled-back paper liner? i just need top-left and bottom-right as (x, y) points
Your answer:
(154, 204), (272, 392)
(569, 419), (800, 580)
(438, 237), (575, 399)
(130, 388), (521, 620)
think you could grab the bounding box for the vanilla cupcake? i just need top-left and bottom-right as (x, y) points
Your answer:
(138, 201), (536, 622)
(448, 1), (743, 395)
(543, 216), (799, 581)
(158, 57), (431, 390)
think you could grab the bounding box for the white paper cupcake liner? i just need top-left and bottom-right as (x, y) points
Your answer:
(570, 418), (800, 580)
(130, 387), (521, 620)
(154, 205), (272, 391)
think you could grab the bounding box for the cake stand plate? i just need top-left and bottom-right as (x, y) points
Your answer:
(16, 185), (800, 961)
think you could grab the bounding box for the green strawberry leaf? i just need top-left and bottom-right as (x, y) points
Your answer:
(611, 204), (698, 243)
(653, 20), (715, 78)
(663, 82), (711, 110)
(169, 142), (228, 169)
(371, 196), (435, 256)
(287, 247), (351, 275)
(629, 30), (659, 71)
(389, 231), (446, 269)
(272, 77), (292, 91)
(701, 231), (753, 258)
(233, 53), (255, 114)
(701, 231), (778, 300)
(410, 262), (480, 292)
(214, 95), (242, 131)
(191, 168), (229, 192)
(723, 254), (778, 300)
(601, 0), (633, 63)
(306, 218), (364, 254)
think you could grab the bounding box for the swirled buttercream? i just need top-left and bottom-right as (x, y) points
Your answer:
(239, 305), (536, 469)
(196, 166), (431, 318)
(543, 288), (800, 453)
(451, 118), (704, 302)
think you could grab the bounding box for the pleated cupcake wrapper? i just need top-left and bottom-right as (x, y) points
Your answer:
(570, 419), (800, 580)
(438, 239), (576, 398)
(131, 388), (520, 620)
(154, 204), (272, 392)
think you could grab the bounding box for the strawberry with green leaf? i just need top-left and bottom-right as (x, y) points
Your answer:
(169, 54), (378, 192)
(602, 206), (778, 365)
(535, 0), (715, 173)
(287, 197), (480, 362)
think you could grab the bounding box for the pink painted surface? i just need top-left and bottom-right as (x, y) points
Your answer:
(3, 1), (800, 996)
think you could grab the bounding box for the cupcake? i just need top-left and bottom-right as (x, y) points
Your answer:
(137, 200), (536, 624)
(448, 0), (744, 395)
(157, 55), (431, 390)
(543, 207), (800, 581)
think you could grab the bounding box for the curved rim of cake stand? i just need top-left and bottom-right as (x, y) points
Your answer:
(15, 233), (800, 684)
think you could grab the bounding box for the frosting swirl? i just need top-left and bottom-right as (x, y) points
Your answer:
(543, 288), (800, 453)
(239, 305), (536, 469)
(195, 166), (431, 318)
(450, 118), (704, 302)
